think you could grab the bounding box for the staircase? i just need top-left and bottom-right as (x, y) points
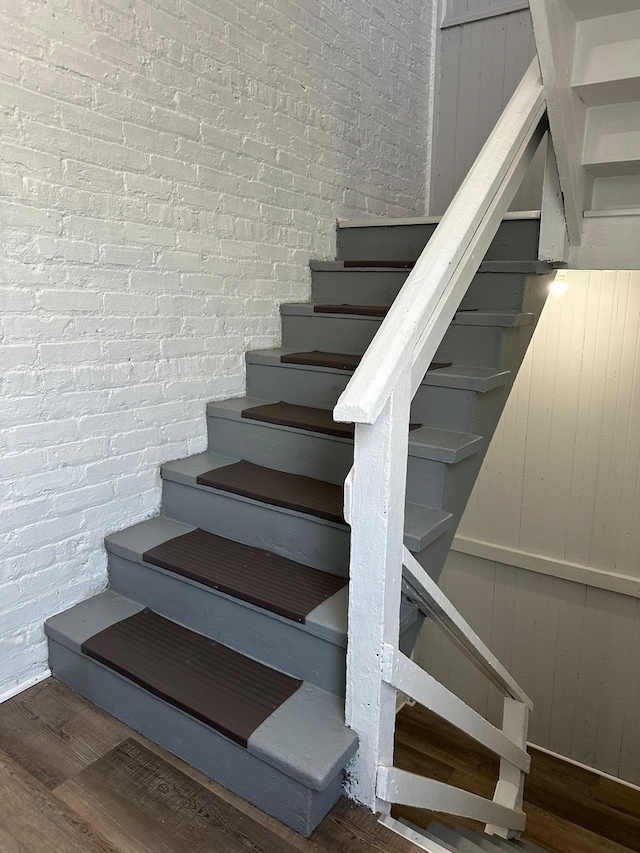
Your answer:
(45, 212), (552, 838)
(530, 0), (640, 268)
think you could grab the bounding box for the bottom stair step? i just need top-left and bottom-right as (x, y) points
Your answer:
(46, 590), (358, 836)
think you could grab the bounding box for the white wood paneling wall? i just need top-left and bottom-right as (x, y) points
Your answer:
(417, 270), (640, 785)
(459, 270), (640, 582)
(431, 3), (544, 214)
(417, 551), (640, 785)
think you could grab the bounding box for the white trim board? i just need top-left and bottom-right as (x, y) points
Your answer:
(0, 669), (51, 705)
(442, 2), (530, 30)
(452, 535), (640, 599)
(529, 742), (640, 794)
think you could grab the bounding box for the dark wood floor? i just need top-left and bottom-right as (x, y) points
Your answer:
(0, 679), (638, 853)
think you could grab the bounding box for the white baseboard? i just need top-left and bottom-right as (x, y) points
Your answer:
(0, 669), (51, 705)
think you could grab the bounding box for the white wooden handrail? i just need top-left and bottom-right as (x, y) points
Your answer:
(339, 58), (553, 840)
(334, 58), (546, 426)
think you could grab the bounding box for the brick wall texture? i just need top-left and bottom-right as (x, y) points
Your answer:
(0, 0), (433, 697)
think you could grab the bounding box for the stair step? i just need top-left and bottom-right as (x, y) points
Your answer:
(246, 350), (510, 433)
(142, 526), (347, 624)
(314, 303), (389, 317)
(583, 101), (640, 177)
(242, 400), (422, 439)
(46, 590), (357, 835)
(428, 823), (490, 851)
(83, 606), (303, 747)
(429, 823), (551, 853)
(342, 259), (415, 268)
(289, 304), (531, 326)
(572, 9), (640, 106)
(280, 350), (452, 373)
(105, 515), (423, 695)
(309, 263), (546, 312)
(335, 216), (541, 262)
(211, 397), (482, 464)
(250, 349), (510, 393)
(280, 305), (530, 367)
(197, 459), (345, 524)
(162, 451), (455, 556)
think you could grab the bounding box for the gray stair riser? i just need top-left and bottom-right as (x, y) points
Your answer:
(246, 359), (489, 433)
(207, 413), (460, 507)
(281, 314), (508, 367)
(311, 270), (529, 312)
(107, 552), (348, 696)
(161, 478), (350, 576)
(49, 640), (341, 836)
(336, 219), (540, 262)
(311, 269), (411, 305)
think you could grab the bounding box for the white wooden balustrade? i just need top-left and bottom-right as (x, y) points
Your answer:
(335, 58), (560, 841)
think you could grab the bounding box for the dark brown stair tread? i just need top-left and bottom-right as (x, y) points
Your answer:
(280, 350), (451, 373)
(197, 460), (345, 525)
(242, 401), (421, 439)
(143, 528), (346, 623)
(343, 260), (415, 268)
(313, 304), (388, 317)
(81, 608), (302, 747)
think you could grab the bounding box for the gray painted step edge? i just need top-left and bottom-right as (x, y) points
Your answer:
(310, 260), (553, 274)
(207, 396), (484, 464)
(161, 451), (455, 554)
(45, 590), (358, 794)
(246, 348), (511, 393)
(280, 304), (535, 327)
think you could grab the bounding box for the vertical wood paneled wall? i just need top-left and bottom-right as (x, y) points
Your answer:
(417, 271), (640, 784)
(431, 2), (543, 215)
(460, 271), (640, 580)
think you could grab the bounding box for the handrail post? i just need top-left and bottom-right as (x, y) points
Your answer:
(343, 373), (412, 811)
(486, 697), (530, 839)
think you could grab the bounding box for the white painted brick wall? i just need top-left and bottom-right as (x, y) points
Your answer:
(0, 0), (433, 699)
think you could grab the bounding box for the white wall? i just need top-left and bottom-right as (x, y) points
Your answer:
(417, 270), (640, 784)
(430, 1), (544, 214)
(0, 0), (434, 700)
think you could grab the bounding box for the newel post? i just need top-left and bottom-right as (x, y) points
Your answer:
(343, 373), (412, 812)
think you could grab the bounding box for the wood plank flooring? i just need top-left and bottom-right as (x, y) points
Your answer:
(0, 678), (638, 852)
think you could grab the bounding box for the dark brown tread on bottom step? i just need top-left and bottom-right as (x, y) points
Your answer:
(242, 401), (421, 439)
(343, 260), (415, 268)
(143, 528), (346, 623)
(280, 350), (451, 373)
(197, 460), (345, 525)
(81, 608), (302, 747)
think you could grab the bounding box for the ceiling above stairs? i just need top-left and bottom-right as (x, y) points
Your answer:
(530, 0), (640, 268)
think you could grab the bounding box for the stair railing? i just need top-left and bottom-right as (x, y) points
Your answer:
(334, 59), (548, 839)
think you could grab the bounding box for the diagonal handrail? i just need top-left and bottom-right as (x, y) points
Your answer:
(335, 58), (551, 834)
(334, 58), (546, 427)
